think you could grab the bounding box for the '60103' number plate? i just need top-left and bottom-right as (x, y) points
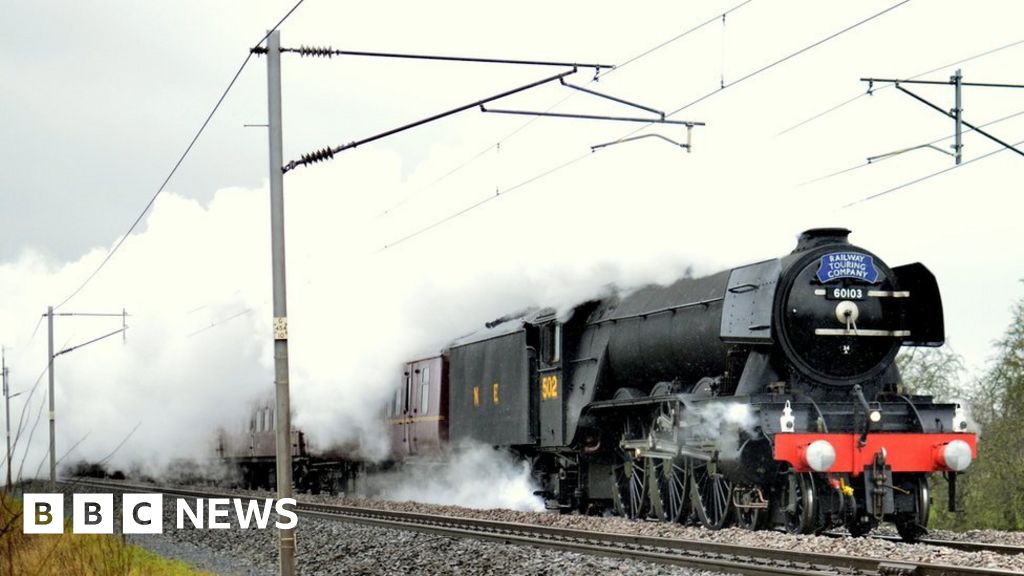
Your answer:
(825, 286), (865, 300)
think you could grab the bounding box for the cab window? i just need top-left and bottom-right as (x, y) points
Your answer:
(541, 323), (561, 364)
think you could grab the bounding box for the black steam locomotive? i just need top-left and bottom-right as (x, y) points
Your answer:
(388, 228), (975, 540)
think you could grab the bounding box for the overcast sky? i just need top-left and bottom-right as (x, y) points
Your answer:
(1, 0), (1022, 472)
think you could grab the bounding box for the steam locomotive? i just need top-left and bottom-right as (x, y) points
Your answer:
(386, 228), (975, 540)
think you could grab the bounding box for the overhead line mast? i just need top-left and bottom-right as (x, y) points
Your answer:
(861, 72), (1024, 164)
(43, 308), (127, 488)
(264, 30), (295, 576)
(255, 34), (694, 576)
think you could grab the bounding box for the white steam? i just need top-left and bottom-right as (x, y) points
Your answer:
(951, 399), (981, 436)
(1, 141), (733, 482)
(372, 444), (545, 512)
(681, 401), (760, 456)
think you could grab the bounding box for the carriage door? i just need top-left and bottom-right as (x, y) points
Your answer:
(403, 370), (416, 455)
(538, 322), (564, 447)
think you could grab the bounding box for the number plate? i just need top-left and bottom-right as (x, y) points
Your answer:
(825, 286), (865, 301)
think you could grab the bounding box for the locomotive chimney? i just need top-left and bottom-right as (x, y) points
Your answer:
(793, 228), (851, 252)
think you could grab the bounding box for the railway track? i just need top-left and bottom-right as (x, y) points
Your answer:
(64, 479), (1023, 576)
(817, 530), (1024, 557)
(866, 533), (1024, 557)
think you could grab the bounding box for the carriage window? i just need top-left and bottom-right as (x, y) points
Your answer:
(420, 376), (429, 415)
(541, 323), (561, 364)
(394, 385), (402, 416)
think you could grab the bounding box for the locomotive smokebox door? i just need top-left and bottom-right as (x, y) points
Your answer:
(537, 321), (564, 447)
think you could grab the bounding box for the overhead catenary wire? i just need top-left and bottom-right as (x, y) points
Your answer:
(283, 69), (579, 172)
(842, 136), (1024, 208)
(279, 46), (612, 70)
(376, 0), (756, 218)
(10, 366), (49, 454)
(10, 334), (74, 482)
(96, 421), (143, 467)
(287, 47), (713, 173)
(778, 37), (1024, 136)
(34, 430), (92, 480)
(672, 2), (910, 119)
(7, 315), (46, 369)
(52, 0), (308, 311)
(801, 107), (1024, 185)
(604, 0), (753, 76)
(0, 363), (47, 474)
(187, 308), (253, 338)
(381, 2), (904, 251)
(16, 392), (49, 483)
(378, 153), (592, 251)
(891, 84), (1024, 159)
(590, 1), (911, 154)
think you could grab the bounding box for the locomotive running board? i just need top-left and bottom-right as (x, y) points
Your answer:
(586, 392), (698, 411)
(619, 437), (713, 461)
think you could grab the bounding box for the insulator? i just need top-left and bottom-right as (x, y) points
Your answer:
(297, 45), (335, 58)
(300, 147), (335, 165)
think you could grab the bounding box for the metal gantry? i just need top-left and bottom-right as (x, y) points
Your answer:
(861, 70), (1024, 164)
(265, 45), (702, 173)
(256, 32), (705, 576)
(43, 307), (127, 487)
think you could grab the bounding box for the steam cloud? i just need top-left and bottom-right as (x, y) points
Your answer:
(368, 443), (545, 512)
(1, 142), (729, 482)
(679, 401), (759, 457)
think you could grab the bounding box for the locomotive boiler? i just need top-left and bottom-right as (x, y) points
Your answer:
(390, 228), (976, 540)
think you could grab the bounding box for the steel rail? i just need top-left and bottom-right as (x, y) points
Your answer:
(872, 533), (1024, 556)
(820, 530), (1024, 556)
(64, 479), (1024, 576)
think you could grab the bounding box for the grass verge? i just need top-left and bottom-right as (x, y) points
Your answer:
(1, 491), (214, 576)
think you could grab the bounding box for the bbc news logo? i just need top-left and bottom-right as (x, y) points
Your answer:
(23, 493), (298, 534)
